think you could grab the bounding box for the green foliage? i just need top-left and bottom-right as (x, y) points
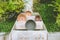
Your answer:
(33, 3), (60, 32)
(56, 14), (60, 26)
(33, 0), (39, 4)
(6, 0), (24, 12)
(0, 1), (7, 13)
(40, 0), (54, 4)
(0, 21), (15, 32)
(48, 1), (60, 30)
(0, 0), (24, 32)
(0, 0), (24, 13)
(56, 0), (60, 4)
(48, 1), (60, 12)
(0, 0), (24, 21)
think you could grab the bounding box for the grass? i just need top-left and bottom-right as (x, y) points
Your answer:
(0, 20), (15, 32)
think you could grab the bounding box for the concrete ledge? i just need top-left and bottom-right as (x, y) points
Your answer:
(0, 32), (6, 36)
(0, 32), (6, 40)
(48, 32), (60, 40)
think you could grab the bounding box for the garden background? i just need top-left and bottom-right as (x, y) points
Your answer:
(0, 0), (60, 32)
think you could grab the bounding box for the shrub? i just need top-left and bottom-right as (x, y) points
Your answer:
(0, 0), (24, 32)
(33, 3), (60, 32)
(0, 0), (24, 21)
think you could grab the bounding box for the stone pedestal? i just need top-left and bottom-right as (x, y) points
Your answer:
(12, 30), (48, 40)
